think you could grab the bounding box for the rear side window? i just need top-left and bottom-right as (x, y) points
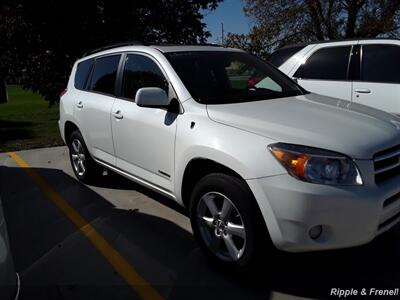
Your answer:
(294, 46), (351, 80)
(268, 45), (305, 67)
(74, 59), (93, 90)
(88, 55), (121, 95)
(361, 45), (400, 83)
(122, 54), (168, 100)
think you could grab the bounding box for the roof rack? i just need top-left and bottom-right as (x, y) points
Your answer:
(308, 37), (400, 44)
(82, 41), (143, 57)
(278, 37), (400, 50)
(149, 42), (222, 47)
(81, 41), (223, 57)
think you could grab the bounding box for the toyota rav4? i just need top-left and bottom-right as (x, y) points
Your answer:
(59, 43), (400, 268)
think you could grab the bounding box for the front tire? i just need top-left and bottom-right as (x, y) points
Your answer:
(189, 173), (269, 269)
(68, 130), (102, 183)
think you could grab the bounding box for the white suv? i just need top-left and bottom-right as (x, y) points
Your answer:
(269, 38), (400, 116)
(59, 43), (400, 268)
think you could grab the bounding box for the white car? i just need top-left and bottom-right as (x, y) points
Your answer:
(269, 38), (400, 116)
(0, 197), (19, 299)
(59, 43), (400, 268)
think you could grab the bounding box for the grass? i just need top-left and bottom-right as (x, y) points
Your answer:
(0, 85), (63, 152)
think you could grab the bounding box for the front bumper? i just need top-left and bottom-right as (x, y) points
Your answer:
(247, 173), (400, 252)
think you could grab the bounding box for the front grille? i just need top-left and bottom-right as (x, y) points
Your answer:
(374, 145), (400, 183)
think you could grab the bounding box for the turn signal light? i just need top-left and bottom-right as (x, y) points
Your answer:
(271, 149), (310, 177)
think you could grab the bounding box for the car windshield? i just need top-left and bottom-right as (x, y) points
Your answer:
(165, 50), (305, 104)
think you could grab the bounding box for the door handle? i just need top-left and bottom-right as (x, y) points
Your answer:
(354, 88), (371, 94)
(76, 101), (83, 109)
(113, 110), (123, 120)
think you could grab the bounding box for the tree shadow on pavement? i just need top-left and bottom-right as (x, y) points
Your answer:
(0, 165), (399, 300)
(0, 166), (269, 300)
(86, 170), (140, 191)
(87, 169), (188, 216)
(248, 226), (400, 298)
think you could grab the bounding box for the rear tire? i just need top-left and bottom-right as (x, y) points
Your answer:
(189, 173), (271, 270)
(68, 130), (102, 183)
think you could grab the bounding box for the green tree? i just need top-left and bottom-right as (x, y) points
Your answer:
(225, 0), (400, 59)
(0, 0), (221, 105)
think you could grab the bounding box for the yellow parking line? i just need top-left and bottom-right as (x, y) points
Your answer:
(7, 151), (163, 300)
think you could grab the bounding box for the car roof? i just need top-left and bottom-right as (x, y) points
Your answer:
(312, 37), (400, 44)
(80, 43), (244, 61)
(277, 37), (400, 51)
(150, 45), (244, 53)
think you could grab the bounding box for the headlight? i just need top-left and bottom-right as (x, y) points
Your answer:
(268, 143), (363, 185)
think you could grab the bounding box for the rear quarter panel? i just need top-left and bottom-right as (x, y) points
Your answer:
(59, 62), (78, 143)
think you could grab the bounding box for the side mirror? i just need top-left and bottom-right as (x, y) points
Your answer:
(292, 77), (298, 84)
(0, 79), (8, 104)
(135, 87), (170, 108)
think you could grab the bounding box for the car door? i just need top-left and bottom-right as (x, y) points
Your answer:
(352, 43), (400, 115)
(292, 45), (354, 101)
(74, 54), (121, 165)
(111, 53), (177, 194)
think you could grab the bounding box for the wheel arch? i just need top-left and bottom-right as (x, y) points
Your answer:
(64, 120), (80, 145)
(180, 158), (242, 209)
(180, 157), (273, 246)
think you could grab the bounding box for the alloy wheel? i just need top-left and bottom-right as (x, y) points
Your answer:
(70, 139), (86, 176)
(197, 192), (246, 262)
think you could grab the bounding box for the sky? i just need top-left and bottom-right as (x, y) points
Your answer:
(202, 0), (251, 43)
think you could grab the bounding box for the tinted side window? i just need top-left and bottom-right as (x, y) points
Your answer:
(268, 45), (305, 67)
(122, 54), (168, 100)
(74, 59), (93, 90)
(361, 45), (400, 83)
(294, 46), (351, 80)
(88, 55), (120, 95)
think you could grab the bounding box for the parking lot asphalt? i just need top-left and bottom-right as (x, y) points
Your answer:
(0, 146), (399, 300)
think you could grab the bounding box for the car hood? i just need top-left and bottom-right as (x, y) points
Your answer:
(206, 93), (400, 159)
